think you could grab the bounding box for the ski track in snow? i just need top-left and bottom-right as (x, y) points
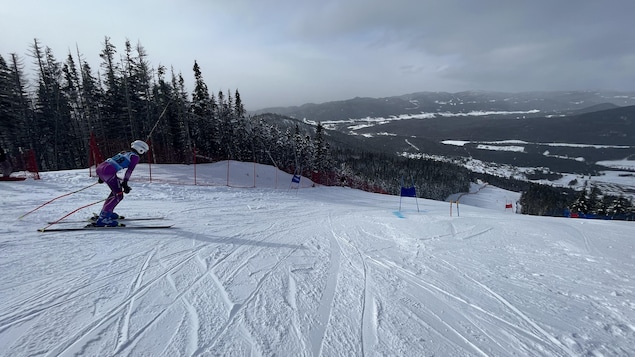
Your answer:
(115, 247), (156, 352)
(309, 224), (340, 356)
(435, 257), (576, 356)
(47, 246), (206, 356)
(333, 224), (492, 356)
(1, 163), (634, 356)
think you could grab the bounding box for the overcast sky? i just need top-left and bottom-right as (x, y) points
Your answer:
(2, 0), (635, 110)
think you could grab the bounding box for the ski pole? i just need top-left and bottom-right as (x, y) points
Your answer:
(38, 198), (106, 231)
(19, 182), (100, 219)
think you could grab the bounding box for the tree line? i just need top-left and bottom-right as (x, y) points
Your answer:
(0, 37), (334, 174)
(520, 181), (634, 220)
(471, 171), (634, 220)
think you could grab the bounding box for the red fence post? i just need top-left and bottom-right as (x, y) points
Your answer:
(25, 149), (40, 180)
(88, 132), (104, 177)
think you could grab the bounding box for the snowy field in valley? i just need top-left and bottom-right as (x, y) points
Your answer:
(1, 161), (634, 356)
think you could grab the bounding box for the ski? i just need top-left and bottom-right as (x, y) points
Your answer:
(49, 217), (165, 224)
(38, 224), (173, 232)
(0, 177), (27, 181)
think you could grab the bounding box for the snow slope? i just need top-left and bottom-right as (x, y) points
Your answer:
(447, 182), (521, 213)
(1, 162), (634, 356)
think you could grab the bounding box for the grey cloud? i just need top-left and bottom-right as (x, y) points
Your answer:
(2, 0), (635, 109)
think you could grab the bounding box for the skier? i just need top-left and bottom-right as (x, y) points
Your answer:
(93, 140), (149, 227)
(0, 145), (12, 178)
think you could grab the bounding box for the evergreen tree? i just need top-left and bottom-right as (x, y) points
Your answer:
(149, 64), (173, 162)
(279, 126), (296, 170)
(8, 53), (34, 152)
(121, 40), (153, 139)
(607, 195), (633, 219)
(0, 54), (20, 145)
(570, 188), (590, 215)
(60, 52), (90, 163)
(61, 53), (82, 122)
(99, 36), (128, 151)
(234, 89), (245, 118)
(191, 60), (213, 155)
(588, 184), (602, 215)
(247, 116), (270, 164)
(313, 122), (331, 173)
(173, 71), (190, 162)
(79, 60), (104, 138)
(31, 40), (80, 170)
(217, 90), (232, 159)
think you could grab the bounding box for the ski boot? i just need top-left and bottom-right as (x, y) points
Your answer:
(92, 213), (119, 227)
(91, 212), (122, 221)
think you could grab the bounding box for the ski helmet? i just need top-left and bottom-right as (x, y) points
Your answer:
(131, 140), (149, 154)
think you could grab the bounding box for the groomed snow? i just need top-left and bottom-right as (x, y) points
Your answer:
(1, 162), (634, 356)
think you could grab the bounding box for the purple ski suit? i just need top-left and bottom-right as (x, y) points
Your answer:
(96, 151), (140, 216)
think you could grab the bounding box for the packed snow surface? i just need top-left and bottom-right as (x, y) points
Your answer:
(1, 162), (634, 356)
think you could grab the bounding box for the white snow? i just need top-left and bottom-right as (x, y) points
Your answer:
(597, 159), (635, 171)
(447, 182), (521, 213)
(1, 161), (634, 356)
(441, 140), (471, 147)
(441, 140), (631, 150)
(476, 144), (525, 153)
(543, 143), (630, 149)
(306, 110), (541, 132)
(542, 151), (586, 162)
(436, 109), (540, 117)
(404, 139), (420, 151)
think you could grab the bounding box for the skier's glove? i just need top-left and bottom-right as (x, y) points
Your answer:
(122, 182), (131, 194)
(98, 178), (104, 184)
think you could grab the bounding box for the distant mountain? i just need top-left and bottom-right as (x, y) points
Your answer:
(567, 102), (621, 115)
(254, 91), (635, 192)
(253, 90), (635, 122)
